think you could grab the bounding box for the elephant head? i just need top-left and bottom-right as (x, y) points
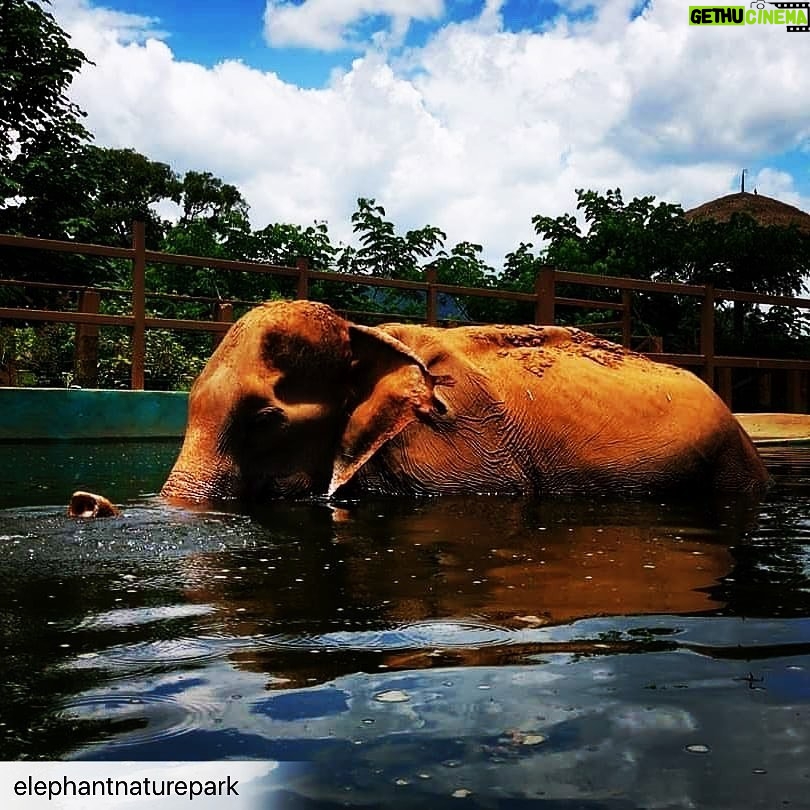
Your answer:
(161, 300), (448, 504)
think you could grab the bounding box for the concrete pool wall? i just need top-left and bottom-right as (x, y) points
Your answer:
(0, 388), (188, 441)
(1, 388), (808, 445)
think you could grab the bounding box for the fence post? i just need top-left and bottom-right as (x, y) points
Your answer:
(621, 290), (632, 348)
(700, 284), (715, 388)
(425, 265), (438, 326)
(212, 302), (233, 351)
(758, 372), (773, 409)
(74, 289), (100, 388)
(296, 257), (309, 299)
(717, 367), (733, 409)
(787, 370), (807, 414)
(534, 266), (555, 325)
(131, 221), (146, 390)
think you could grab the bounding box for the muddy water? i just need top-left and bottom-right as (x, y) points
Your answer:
(1, 441), (810, 808)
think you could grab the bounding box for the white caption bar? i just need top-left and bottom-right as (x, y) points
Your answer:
(2, 762), (279, 809)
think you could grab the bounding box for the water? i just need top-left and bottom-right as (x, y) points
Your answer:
(1, 441), (810, 808)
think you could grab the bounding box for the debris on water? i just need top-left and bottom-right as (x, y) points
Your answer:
(685, 744), (710, 753)
(505, 730), (547, 746)
(515, 615), (549, 627)
(374, 690), (409, 703)
(521, 734), (547, 746)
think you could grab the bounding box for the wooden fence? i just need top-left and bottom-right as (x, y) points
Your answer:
(1, 221), (809, 411)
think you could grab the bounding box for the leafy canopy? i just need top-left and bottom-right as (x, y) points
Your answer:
(0, 0), (91, 214)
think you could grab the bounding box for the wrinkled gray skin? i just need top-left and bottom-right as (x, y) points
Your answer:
(159, 300), (770, 506)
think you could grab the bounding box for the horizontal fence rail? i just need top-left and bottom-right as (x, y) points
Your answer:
(1, 222), (808, 411)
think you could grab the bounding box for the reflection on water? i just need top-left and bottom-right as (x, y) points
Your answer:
(1, 441), (810, 808)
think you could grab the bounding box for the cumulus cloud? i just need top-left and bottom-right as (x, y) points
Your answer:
(263, 0), (445, 51)
(51, 0), (810, 266)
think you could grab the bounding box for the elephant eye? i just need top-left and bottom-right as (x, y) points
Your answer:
(254, 405), (288, 429)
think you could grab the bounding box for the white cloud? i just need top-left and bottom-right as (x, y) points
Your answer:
(50, 0), (165, 43)
(263, 0), (445, 51)
(52, 0), (810, 266)
(749, 168), (806, 207)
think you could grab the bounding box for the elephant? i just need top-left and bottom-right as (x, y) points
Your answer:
(159, 299), (770, 504)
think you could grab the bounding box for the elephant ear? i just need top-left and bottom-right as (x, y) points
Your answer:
(328, 324), (446, 495)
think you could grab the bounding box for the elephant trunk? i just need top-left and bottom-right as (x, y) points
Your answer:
(161, 467), (237, 503)
(161, 435), (241, 504)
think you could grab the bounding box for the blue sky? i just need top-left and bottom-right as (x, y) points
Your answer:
(53, 0), (810, 264)
(93, 0), (588, 85)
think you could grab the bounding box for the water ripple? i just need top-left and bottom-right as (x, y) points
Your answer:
(77, 604), (217, 630)
(69, 636), (232, 670)
(397, 619), (514, 648)
(57, 691), (219, 750)
(256, 619), (514, 651)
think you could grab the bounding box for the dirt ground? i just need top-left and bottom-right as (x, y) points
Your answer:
(736, 413), (810, 444)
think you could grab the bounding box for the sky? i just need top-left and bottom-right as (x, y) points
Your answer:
(49, 0), (810, 266)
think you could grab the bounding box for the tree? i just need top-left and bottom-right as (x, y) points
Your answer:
(156, 171), (252, 305)
(248, 221), (336, 270)
(346, 197), (445, 280)
(0, 0), (92, 227)
(327, 198), (446, 319)
(532, 188), (687, 281)
(530, 188), (810, 355)
(684, 214), (810, 351)
(66, 146), (182, 248)
(432, 241), (497, 322)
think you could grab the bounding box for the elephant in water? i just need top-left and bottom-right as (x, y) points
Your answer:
(155, 300), (769, 505)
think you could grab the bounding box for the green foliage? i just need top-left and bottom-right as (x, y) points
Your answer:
(432, 241), (499, 322)
(96, 328), (208, 391)
(531, 188), (810, 354)
(324, 198), (446, 318)
(0, 0), (90, 163)
(248, 221), (336, 269)
(1, 323), (74, 386)
(347, 197), (445, 280)
(533, 188), (687, 280)
(179, 171), (248, 227)
(65, 147), (182, 248)
(683, 214), (808, 295)
(0, 0), (91, 226)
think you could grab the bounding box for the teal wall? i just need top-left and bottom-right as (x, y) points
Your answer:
(0, 389), (188, 441)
